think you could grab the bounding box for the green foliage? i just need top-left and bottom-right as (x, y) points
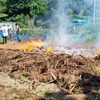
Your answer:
(93, 87), (100, 92)
(0, 38), (3, 43)
(92, 66), (100, 76)
(20, 27), (50, 36)
(0, 0), (8, 18)
(20, 76), (31, 83)
(88, 93), (100, 100)
(0, 0), (94, 28)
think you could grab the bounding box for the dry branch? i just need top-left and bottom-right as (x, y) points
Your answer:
(0, 48), (100, 94)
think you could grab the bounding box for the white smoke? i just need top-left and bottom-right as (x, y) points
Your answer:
(45, 0), (100, 47)
(95, 0), (100, 45)
(45, 0), (73, 46)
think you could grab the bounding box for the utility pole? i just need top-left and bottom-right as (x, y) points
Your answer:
(93, 0), (96, 24)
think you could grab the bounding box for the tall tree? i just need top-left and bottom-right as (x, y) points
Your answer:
(0, 0), (8, 20)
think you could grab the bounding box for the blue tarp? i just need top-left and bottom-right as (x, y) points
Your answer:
(0, 32), (47, 40)
(12, 34), (30, 39)
(0, 32), (3, 37)
(0, 32), (30, 39)
(72, 19), (91, 24)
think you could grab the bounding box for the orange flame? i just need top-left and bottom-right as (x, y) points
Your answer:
(36, 39), (43, 49)
(96, 49), (100, 55)
(0, 39), (54, 53)
(19, 38), (43, 52)
(26, 43), (34, 52)
(47, 46), (53, 53)
(0, 45), (5, 48)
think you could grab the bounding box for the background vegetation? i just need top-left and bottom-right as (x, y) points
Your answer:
(0, 0), (99, 39)
(0, 0), (93, 27)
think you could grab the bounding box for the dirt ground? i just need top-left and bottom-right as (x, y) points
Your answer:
(0, 40), (100, 100)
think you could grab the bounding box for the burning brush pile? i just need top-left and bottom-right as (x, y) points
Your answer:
(0, 39), (100, 94)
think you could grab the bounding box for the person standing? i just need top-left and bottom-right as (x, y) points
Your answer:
(0, 25), (9, 44)
(15, 23), (21, 42)
(8, 24), (13, 41)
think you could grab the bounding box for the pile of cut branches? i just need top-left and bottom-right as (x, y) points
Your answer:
(0, 49), (100, 94)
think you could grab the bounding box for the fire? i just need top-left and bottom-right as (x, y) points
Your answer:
(96, 49), (100, 55)
(0, 45), (5, 49)
(0, 38), (54, 53)
(35, 39), (43, 49)
(26, 42), (34, 52)
(19, 44), (26, 51)
(19, 42), (34, 52)
(19, 38), (43, 52)
(47, 46), (53, 53)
